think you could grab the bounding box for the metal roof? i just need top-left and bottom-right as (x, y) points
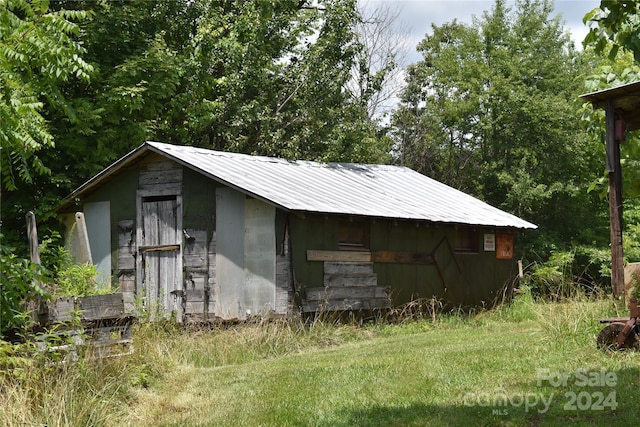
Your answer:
(67, 141), (537, 229)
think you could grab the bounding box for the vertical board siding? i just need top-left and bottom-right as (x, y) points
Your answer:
(136, 157), (183, 319)
(182, 229), (215, 321)
(117, 219), (136, 309)
(208, 230), (217, 316)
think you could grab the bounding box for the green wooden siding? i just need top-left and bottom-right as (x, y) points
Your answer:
(291, 213), (518, 308)
(84, 166), (138, 277)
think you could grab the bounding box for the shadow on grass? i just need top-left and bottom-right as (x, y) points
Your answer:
(336, 403), (542, 427)
(334, 367), (640, 427)
(337, 401), (637, 427)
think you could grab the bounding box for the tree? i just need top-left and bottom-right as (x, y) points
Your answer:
(583, 2), (640, 199)
(346, 1), (409, 122)
(392, 0), (605, 247)
(44, 0), (391, 168)
(0, 0), (92, 191)
(2, 0), (394, 255)
(584, 1), (640, 61)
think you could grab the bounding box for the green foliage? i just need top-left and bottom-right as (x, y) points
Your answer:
(55, 263), (101, 297)
(0, 239), (48, 335)
(2, 0), (393, 256)
(38, 237), (103, 298)
(392, 0), (604, 249)
(584, 1), (640, 62)
(0, 0), (92, 191)
(48, 0), (389, 171)
(528, 250), (579, 298)
(580, 49), (640, 199)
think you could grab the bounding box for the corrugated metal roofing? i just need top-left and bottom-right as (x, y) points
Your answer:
(68, 141), (537, 229)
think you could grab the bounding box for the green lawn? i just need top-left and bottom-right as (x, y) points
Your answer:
(2, 295), (638, 426)
(120, 298), (640, 427)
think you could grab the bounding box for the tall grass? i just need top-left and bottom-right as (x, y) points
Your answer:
(0, 291), (634, 426)
(0, 349), (133, 426)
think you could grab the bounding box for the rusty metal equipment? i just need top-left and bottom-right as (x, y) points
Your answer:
(597, 297), (640, 351)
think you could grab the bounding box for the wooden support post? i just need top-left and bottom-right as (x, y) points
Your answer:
(75, 212), (93, 264)
(606, 99), (625, 298)
(25, 211), (41, 265)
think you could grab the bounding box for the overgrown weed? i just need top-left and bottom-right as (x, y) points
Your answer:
(0, 340), (133, 426)
(0, 288), (632, 426)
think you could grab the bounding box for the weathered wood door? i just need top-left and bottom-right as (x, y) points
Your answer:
(138, 195), (182, 318)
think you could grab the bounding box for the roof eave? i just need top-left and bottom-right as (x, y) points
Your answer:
(58, 142), (152, 211)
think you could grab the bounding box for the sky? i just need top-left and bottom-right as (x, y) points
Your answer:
(363, 0), (601, 65)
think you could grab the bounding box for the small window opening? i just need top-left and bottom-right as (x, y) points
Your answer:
(339, 219), (370, 250)
(455, 226), (479, 253)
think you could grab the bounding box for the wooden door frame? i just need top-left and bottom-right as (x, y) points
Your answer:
(136, 189), (183, 319)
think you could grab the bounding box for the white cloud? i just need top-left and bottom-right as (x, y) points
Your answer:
(362, 0), (600, 65)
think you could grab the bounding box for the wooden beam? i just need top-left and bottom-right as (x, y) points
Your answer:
(302, 298), (391, 312)
(305, 286), (389, 301)
(371, 250), (435, 265)
(307, 249), (436, 265)
(606, 99), (625, 298)
(306, 250), (371, 262)
(139, 244), (181, 252)
(75, 212), (93, 264)
(25, 211), (40, 265)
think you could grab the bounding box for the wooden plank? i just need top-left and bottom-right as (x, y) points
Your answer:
(122, 292), (135, 313)
(276, 258), (290, 276)
(45, 297), (75, 323)
(139, 161), (183, 186)
(77, 293), (125, 321)
(303, 298), (391, 312)
(371, 251), (435, 265)
(185, 289), (205, 302)
(323, 273), (377, 287)
(140, 244), (180, 252)
(75, 212), (93, 264)
(184, 253), (206, 269)
(185, 301), (205, 315)
(26, 211), (41, 265)
(118, 246), (135, 270)
(184, 230), (207, 259)
(306, 286), (389, 301)
(307, 250), (371, 262)
(324, 262), (374, 275)
(118, 272), (135, 292)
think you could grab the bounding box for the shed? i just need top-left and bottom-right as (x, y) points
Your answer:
(60, 141), (536, 321)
